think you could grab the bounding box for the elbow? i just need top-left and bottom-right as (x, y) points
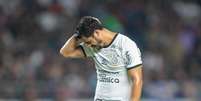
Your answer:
(60, 48), (68, 57)
(59, 48), (75, 58)
(59, 48), (64, 55)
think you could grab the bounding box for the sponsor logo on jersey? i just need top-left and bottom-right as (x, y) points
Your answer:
(99, 76), (120, 83)
(98, 70), (120, 83)
(98, 69), (119, 74)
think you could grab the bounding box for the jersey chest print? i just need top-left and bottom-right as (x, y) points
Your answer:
(97, 46), (124, 67)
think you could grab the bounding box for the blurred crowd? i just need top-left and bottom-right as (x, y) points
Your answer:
(0, 0), (201, 100)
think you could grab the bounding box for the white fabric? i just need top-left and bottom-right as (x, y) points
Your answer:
(81, 33), (142, 101)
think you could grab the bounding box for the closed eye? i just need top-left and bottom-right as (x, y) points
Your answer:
(85, 41), (91, 44)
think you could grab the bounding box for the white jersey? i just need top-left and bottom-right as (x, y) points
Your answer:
(81, 33), (142, 101)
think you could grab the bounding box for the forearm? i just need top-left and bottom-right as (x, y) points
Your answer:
(130, 79), (143, 101)
(60, 34), (79, 55)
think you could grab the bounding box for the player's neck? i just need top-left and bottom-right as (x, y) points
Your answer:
(102, 29), (117, 47)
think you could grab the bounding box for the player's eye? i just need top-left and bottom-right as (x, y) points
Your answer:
(85, 41), (91, 44)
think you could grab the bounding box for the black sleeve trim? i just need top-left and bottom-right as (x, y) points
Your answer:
(79, 45), (87, 57)
(127, 64), (142, 70)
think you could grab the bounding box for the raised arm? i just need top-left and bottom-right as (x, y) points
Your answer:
(60, 34), (85, 58)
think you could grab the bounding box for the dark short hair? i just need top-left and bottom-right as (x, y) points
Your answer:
(75, 16), (103, 38)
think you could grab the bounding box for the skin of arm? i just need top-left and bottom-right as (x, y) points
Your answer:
(128, 65), (143, 101)
(60, 34), (85, 58)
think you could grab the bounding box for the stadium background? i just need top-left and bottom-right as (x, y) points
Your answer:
(0, 0), (201, 101)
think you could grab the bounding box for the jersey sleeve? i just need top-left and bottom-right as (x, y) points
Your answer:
(123, 38), (142, 69)
(80, 43), (94, 57)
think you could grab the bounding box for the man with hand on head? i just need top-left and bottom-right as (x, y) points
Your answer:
(60, 16), (143, 101)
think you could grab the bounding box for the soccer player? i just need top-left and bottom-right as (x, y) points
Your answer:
(60, 16), (143, 101)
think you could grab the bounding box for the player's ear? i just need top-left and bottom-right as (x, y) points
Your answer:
(93, 30), (100, 38)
